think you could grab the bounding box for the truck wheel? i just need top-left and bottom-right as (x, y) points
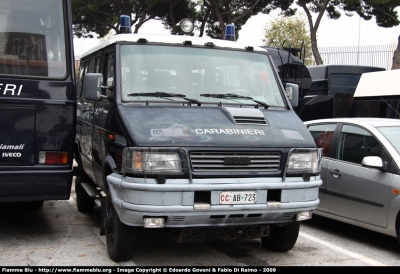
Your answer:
(106, 204), (137, 262)
(75, 175), (95, 212)
(261, 222), (300, 252)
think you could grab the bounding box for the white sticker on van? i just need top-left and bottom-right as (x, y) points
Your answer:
(151, 128), (184, 137)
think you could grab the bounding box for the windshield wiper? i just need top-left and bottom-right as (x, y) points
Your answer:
(200, 93), (269, 109)
(127, 92), (201, 106)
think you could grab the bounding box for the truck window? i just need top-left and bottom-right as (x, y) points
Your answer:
(355, 100), (393, 118)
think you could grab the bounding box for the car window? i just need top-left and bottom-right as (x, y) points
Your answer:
(337, 125), (382, 164)
(377, 126), (400, 155)
(307, 123), (337, 156)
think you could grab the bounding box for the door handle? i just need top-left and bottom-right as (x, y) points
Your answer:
(329, 169), (341, 178)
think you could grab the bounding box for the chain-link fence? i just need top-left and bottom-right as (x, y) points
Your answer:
(317, 44), (398, 70)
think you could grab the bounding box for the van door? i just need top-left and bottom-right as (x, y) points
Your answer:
(79, 57), (98, 180)
(93, 51), (114, 187)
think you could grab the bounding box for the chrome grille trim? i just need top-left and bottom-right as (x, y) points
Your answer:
(190, 152), (280, 172)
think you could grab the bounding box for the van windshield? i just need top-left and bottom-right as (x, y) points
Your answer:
(120, 45), (286, 107)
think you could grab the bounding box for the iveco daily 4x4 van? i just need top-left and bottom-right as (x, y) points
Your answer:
(75, 16), (322, 262)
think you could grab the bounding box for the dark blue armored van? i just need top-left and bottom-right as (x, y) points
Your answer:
(75, 17), (322, 262)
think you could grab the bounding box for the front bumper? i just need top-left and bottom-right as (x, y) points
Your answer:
(107, 173), (322, 227)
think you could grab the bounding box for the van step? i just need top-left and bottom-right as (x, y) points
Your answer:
(81, 182), (101, 199)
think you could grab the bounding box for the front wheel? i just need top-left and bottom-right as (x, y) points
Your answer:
(261, 222), (300, 252)
(106, 201), (137, 262)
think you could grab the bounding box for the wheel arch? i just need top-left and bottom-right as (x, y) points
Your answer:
(102, 155), (117, 191)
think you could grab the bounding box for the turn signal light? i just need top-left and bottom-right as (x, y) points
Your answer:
(39, 151), (68, 165)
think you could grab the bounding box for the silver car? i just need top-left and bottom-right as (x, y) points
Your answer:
(304, 118), (400, 243)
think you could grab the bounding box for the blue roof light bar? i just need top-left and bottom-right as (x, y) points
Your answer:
(224, 24), (235, 41)
(119, 15), (131, 34)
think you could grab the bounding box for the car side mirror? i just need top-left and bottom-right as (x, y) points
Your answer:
(361, 156), (388, 172)
(83, 73), (103, 102)
(285, 83), (299, 108)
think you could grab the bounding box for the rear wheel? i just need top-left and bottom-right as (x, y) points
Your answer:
(261, 222), (300, 252)
(75, 175), (95, 212)
(105, 197), (137, 262)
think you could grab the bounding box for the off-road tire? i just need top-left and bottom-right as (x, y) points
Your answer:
(75, 175), (95, 212)
(106, 204), (137, 262)
(261, 222), (300, 252)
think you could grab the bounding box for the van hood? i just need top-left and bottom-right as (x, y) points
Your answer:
(118, 105), (315, 148)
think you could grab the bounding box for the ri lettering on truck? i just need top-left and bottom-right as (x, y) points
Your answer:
(74, 15), (322, 262)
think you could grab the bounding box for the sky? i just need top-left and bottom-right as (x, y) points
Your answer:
(73, 8), (400, 57)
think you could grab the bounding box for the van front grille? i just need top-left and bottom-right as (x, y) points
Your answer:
(190, 152), (280, 172)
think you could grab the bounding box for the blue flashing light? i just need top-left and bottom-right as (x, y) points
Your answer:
(224, 24), (235, 41)
(119, 15), (131, 34)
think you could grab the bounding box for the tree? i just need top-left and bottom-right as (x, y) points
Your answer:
(202, 0), (294, 39)
(72, 0), (128, 38)
(71, 0), (175, 38)
(392, 35), (400, 69)
(284, 0), (400, 65)
(71, 0), (292, 40)
(159, 0), (198, 34)
(262, 12), (313, 65)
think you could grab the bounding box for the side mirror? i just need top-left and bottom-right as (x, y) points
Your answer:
(361, 156), (388, 172)
(285, 83), (299, 108)
(83, 73), (103, 101)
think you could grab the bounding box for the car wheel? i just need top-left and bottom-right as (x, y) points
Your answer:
(261, 222), (300, 252)
(106, 200), (137, 262)
(75, 175), (95, 212)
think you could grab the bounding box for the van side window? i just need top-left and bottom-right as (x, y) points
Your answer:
(76, 61), (87, 98)
(105, 52), (115, 96)
(337, 125), (382, 164)
(95, 56), (101, 73)
(308, 124), (337, 157)
(88, 58), (95, 73)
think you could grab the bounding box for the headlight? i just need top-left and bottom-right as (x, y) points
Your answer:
(286, 149), (321, 174)
(123, 147), (187, 174)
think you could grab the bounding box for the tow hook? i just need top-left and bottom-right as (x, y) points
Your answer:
(261, 225), (270, 238)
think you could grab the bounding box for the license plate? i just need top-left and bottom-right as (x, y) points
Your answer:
(219, 191), (257, 204)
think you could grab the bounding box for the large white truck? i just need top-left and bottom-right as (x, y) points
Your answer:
(350, 69), (400, 119)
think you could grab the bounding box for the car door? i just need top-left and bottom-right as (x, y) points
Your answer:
(327, 123), (391, 227)
(307, 123), (339, 213)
